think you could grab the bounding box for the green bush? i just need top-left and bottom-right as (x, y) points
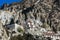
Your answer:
(17, 27), (24, 33)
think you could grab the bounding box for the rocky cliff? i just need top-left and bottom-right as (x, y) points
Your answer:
(0, 0), (60, 40)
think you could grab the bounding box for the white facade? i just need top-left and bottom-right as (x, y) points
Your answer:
(44, 34), (60, 40)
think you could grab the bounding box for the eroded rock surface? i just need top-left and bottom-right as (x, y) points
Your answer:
(0, 0), (60, 40)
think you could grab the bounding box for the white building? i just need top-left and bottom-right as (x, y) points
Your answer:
(44, 31), (60, 40)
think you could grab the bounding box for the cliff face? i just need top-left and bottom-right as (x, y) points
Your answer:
(0, 0), (60, 40)
(20, 0), (60, 32)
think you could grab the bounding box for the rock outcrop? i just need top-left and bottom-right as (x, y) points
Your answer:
(0, 0), (60, 40)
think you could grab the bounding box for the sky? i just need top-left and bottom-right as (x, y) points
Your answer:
(0, 0), (22, 6)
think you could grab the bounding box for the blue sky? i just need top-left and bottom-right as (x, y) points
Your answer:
(0, 0), (22, 6)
